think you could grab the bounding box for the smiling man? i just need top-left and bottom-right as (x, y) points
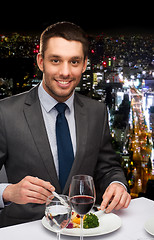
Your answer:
(37, 36), (87, 102)
(0, 22), (131, 227)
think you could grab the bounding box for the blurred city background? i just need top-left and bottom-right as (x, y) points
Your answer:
(0, 7), (154, 199)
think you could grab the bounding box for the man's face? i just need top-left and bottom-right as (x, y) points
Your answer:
(37, 37), (87, 102)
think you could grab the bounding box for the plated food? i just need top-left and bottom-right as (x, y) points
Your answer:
(67, 211), (99, 229)
(42, 210), (122, 237)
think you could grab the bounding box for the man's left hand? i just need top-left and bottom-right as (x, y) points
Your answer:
(100, 183), (131, 213)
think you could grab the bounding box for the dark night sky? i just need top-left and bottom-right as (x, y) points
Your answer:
(0, 3), (153, 35)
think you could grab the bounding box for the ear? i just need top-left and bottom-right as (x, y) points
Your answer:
(82, 57), (88, 73)
(37, 53), (44, 72)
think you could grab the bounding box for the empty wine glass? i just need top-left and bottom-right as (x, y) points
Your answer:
(45, 195), (72, 240)
(69, 175), (96, 240)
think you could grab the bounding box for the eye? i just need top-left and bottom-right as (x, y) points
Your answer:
(51, 59), (60, 64)
(71, 60), (79, 66)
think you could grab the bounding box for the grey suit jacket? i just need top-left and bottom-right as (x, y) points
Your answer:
(0, 85), (128, 227)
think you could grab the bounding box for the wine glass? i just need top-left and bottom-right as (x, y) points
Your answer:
(45, 195), (72, 240)
(69, 175), (96, 240)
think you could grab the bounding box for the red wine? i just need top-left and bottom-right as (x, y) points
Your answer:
(70, 195), (94, 215)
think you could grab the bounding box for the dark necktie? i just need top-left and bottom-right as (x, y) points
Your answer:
(55, 103), (74, 191)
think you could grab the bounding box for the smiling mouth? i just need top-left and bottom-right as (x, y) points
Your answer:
(56, 80), (71, 85)
(55, 79), (74, 87)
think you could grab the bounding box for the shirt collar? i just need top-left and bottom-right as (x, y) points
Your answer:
(38, 81), (74, 113)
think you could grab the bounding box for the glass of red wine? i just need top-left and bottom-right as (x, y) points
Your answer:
(69, 175), (96, 240)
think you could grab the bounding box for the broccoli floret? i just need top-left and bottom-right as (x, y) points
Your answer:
(83, 213), (99, 229)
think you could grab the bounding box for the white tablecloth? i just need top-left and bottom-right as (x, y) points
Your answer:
(0, 197), (154, 240)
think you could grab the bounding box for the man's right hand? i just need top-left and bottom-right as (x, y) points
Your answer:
(2, 176), (55, 205)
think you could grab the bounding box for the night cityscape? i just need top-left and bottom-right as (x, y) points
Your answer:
(0, 6), (154, 201)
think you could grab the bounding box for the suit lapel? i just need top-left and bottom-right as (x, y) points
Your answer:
(23, 86), (61, 192)
(63, 93), (88, 193)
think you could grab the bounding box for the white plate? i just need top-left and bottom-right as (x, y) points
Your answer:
(42, 210), (122, 237)
(144, 216), (154, 236)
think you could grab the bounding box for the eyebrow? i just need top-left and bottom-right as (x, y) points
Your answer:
(71, 56), (83, 59)
(71, 56), (83, 61)
(47, 55), (61, 59)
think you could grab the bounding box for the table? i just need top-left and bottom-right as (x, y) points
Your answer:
(0, 197), (154, 240)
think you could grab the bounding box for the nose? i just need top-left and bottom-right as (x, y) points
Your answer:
(59, 62), (71, 78)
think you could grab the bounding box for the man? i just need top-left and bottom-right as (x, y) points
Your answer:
(0, 22), (131, 227)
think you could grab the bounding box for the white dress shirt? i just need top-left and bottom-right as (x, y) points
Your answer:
(38, 82), (76, 177)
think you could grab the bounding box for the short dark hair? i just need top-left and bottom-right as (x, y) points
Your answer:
(40, 21), (89, 59)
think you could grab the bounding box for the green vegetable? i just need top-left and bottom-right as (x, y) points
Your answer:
(83, 213), (99, 229)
